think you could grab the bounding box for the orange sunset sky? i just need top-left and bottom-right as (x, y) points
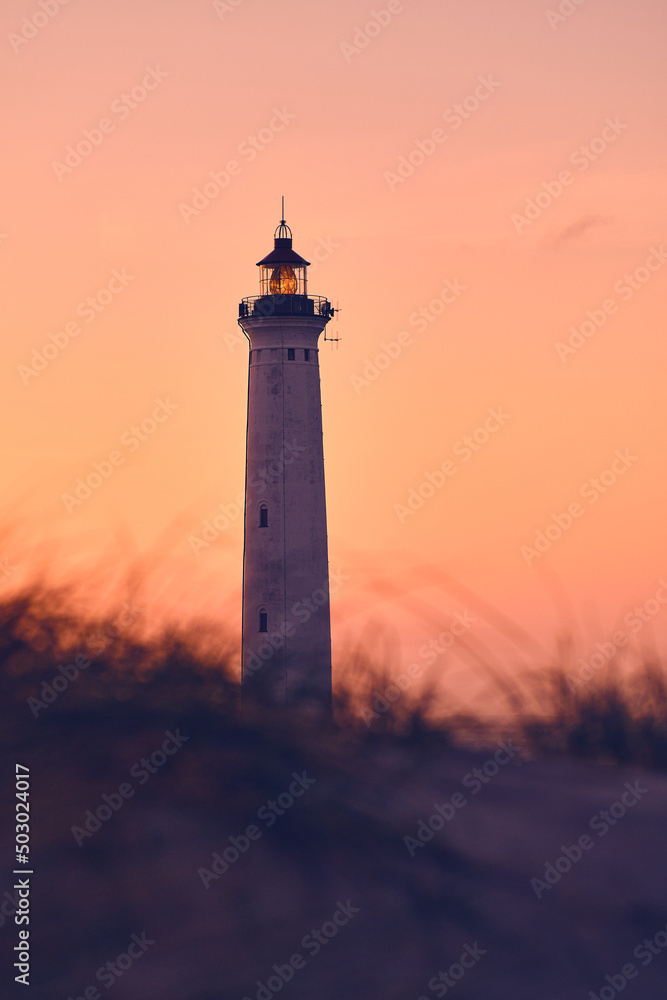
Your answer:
(3, 0), (667, 699)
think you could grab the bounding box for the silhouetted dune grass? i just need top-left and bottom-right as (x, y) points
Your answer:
(2, 585), (667, 998)
(515, 660), (667, 771)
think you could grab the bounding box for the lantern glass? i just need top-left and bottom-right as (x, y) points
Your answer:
(270, 265), (297, 295)
(259, 264), (307, 296)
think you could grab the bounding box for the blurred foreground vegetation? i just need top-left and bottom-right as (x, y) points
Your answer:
(2, 582), (667, 771)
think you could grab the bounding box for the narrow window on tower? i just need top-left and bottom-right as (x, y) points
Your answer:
(259, 505), (268, 527)
(304, 349), (310, 361)
(287, 348), (295, 360)
(259, 609), (268, 632)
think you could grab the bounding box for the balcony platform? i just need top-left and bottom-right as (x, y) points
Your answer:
(239, 294), (333, 320)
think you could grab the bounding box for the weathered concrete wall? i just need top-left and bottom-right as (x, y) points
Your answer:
(239, 313), (332, 709)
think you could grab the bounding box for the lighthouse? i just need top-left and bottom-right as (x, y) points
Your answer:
(238, 211), (335, 710)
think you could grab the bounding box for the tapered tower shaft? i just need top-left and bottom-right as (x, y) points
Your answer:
(238, 217), (335, 708)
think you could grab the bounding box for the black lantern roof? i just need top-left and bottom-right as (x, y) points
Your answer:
(256, 217), (310, 267)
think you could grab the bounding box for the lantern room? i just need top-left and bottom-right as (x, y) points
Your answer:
(256, 218), (309, 297)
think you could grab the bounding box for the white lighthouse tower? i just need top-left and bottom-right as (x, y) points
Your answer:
(238, 210), (335, 710)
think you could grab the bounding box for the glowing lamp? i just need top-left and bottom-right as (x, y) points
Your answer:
(269, 264), (298, 295)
